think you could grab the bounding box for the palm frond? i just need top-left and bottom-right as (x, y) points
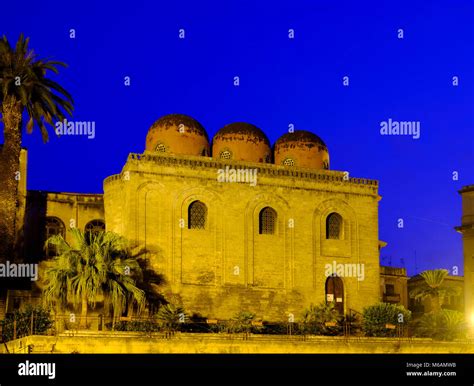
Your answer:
(0, 34), (74, 141)
(40, 228), (148, 318)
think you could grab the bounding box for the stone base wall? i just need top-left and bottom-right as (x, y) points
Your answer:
(2, 334), (473, 354)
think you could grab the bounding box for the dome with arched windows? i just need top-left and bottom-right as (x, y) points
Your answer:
(145, 114), (210, 156)
(212, 122), (272, 163)
(274, 130), (329, 170)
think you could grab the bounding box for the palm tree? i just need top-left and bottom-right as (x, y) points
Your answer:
(228, 311), (257, 335)
(0, 34), (73, 262)
(415, 309), (466, 341)
(301, 302), (340, 335)
(409, 269), (460, 313)
(155, 303), (186, 333)
(42, 228), (145, 328)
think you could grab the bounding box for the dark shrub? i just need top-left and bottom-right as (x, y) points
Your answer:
(1, 305), (53, 342)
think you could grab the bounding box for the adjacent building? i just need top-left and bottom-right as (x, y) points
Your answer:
(380, 266), (408, 309)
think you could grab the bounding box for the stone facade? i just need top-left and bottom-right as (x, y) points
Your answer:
(2, 114), (386, 323)
(4, 334), (473, 354)
(23, 191), (104, 261)
(103, 151), (381, 321)
(380, 266), (408, 309)
(456, 185), (474, 323)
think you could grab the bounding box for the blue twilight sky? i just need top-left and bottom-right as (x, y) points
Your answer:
(1, 0), (473, 276)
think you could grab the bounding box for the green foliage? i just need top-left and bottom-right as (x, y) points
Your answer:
(362, 303), (411, 337)
(42, 229), (146, 321)
(414, 310), (466, 341)
(228, 311), (258, 334)
(0, 34), (73, 141)
(409, 269), (460, 313)
(300, 302), (342, 335)
(155, 303), (186, 331)
(108, 320), (160, 334)
(0, 305), (53, 342)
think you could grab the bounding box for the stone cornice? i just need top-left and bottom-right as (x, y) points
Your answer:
(459, 185), (474, 194)
(103, 152), (379, 195)
(28, 190), (103, 203)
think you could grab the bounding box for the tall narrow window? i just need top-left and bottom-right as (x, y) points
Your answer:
(326, 212), (343, 239)
(325, 275), (344, 314)
(259, 207), (277, 234)
(45, 217), (65, 257)
(85, 219), (105, 236)
(188, 201), (207, 229)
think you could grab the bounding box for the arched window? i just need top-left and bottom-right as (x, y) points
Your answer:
(45, 217), (65, 257)
(326, 212), (343, 239)
(188, 201), (207, 229)
(259, 207), (277, 235)
(85, 219), (105, 235)
(283, 158), (295, 166)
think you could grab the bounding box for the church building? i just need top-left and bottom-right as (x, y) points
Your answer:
(7, 114), (384, 322)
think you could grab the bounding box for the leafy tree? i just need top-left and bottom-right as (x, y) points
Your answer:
(409, 269), (460, 313)
(362, 303), (411, 337)
(42, 229), (145, 327)
(0, 34), (73, 261)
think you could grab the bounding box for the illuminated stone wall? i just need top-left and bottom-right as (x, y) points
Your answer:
(3, 334), (473, 354)
(456, 185), (474, 323)
(104, 152), (381, 321)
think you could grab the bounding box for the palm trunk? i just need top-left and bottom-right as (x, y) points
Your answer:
(0, 96), (22, 264)
(432, 295), (441, 313)
(80, 294), (88, 328)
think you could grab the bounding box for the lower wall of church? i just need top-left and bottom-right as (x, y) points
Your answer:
(163, 280), (380, 322)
